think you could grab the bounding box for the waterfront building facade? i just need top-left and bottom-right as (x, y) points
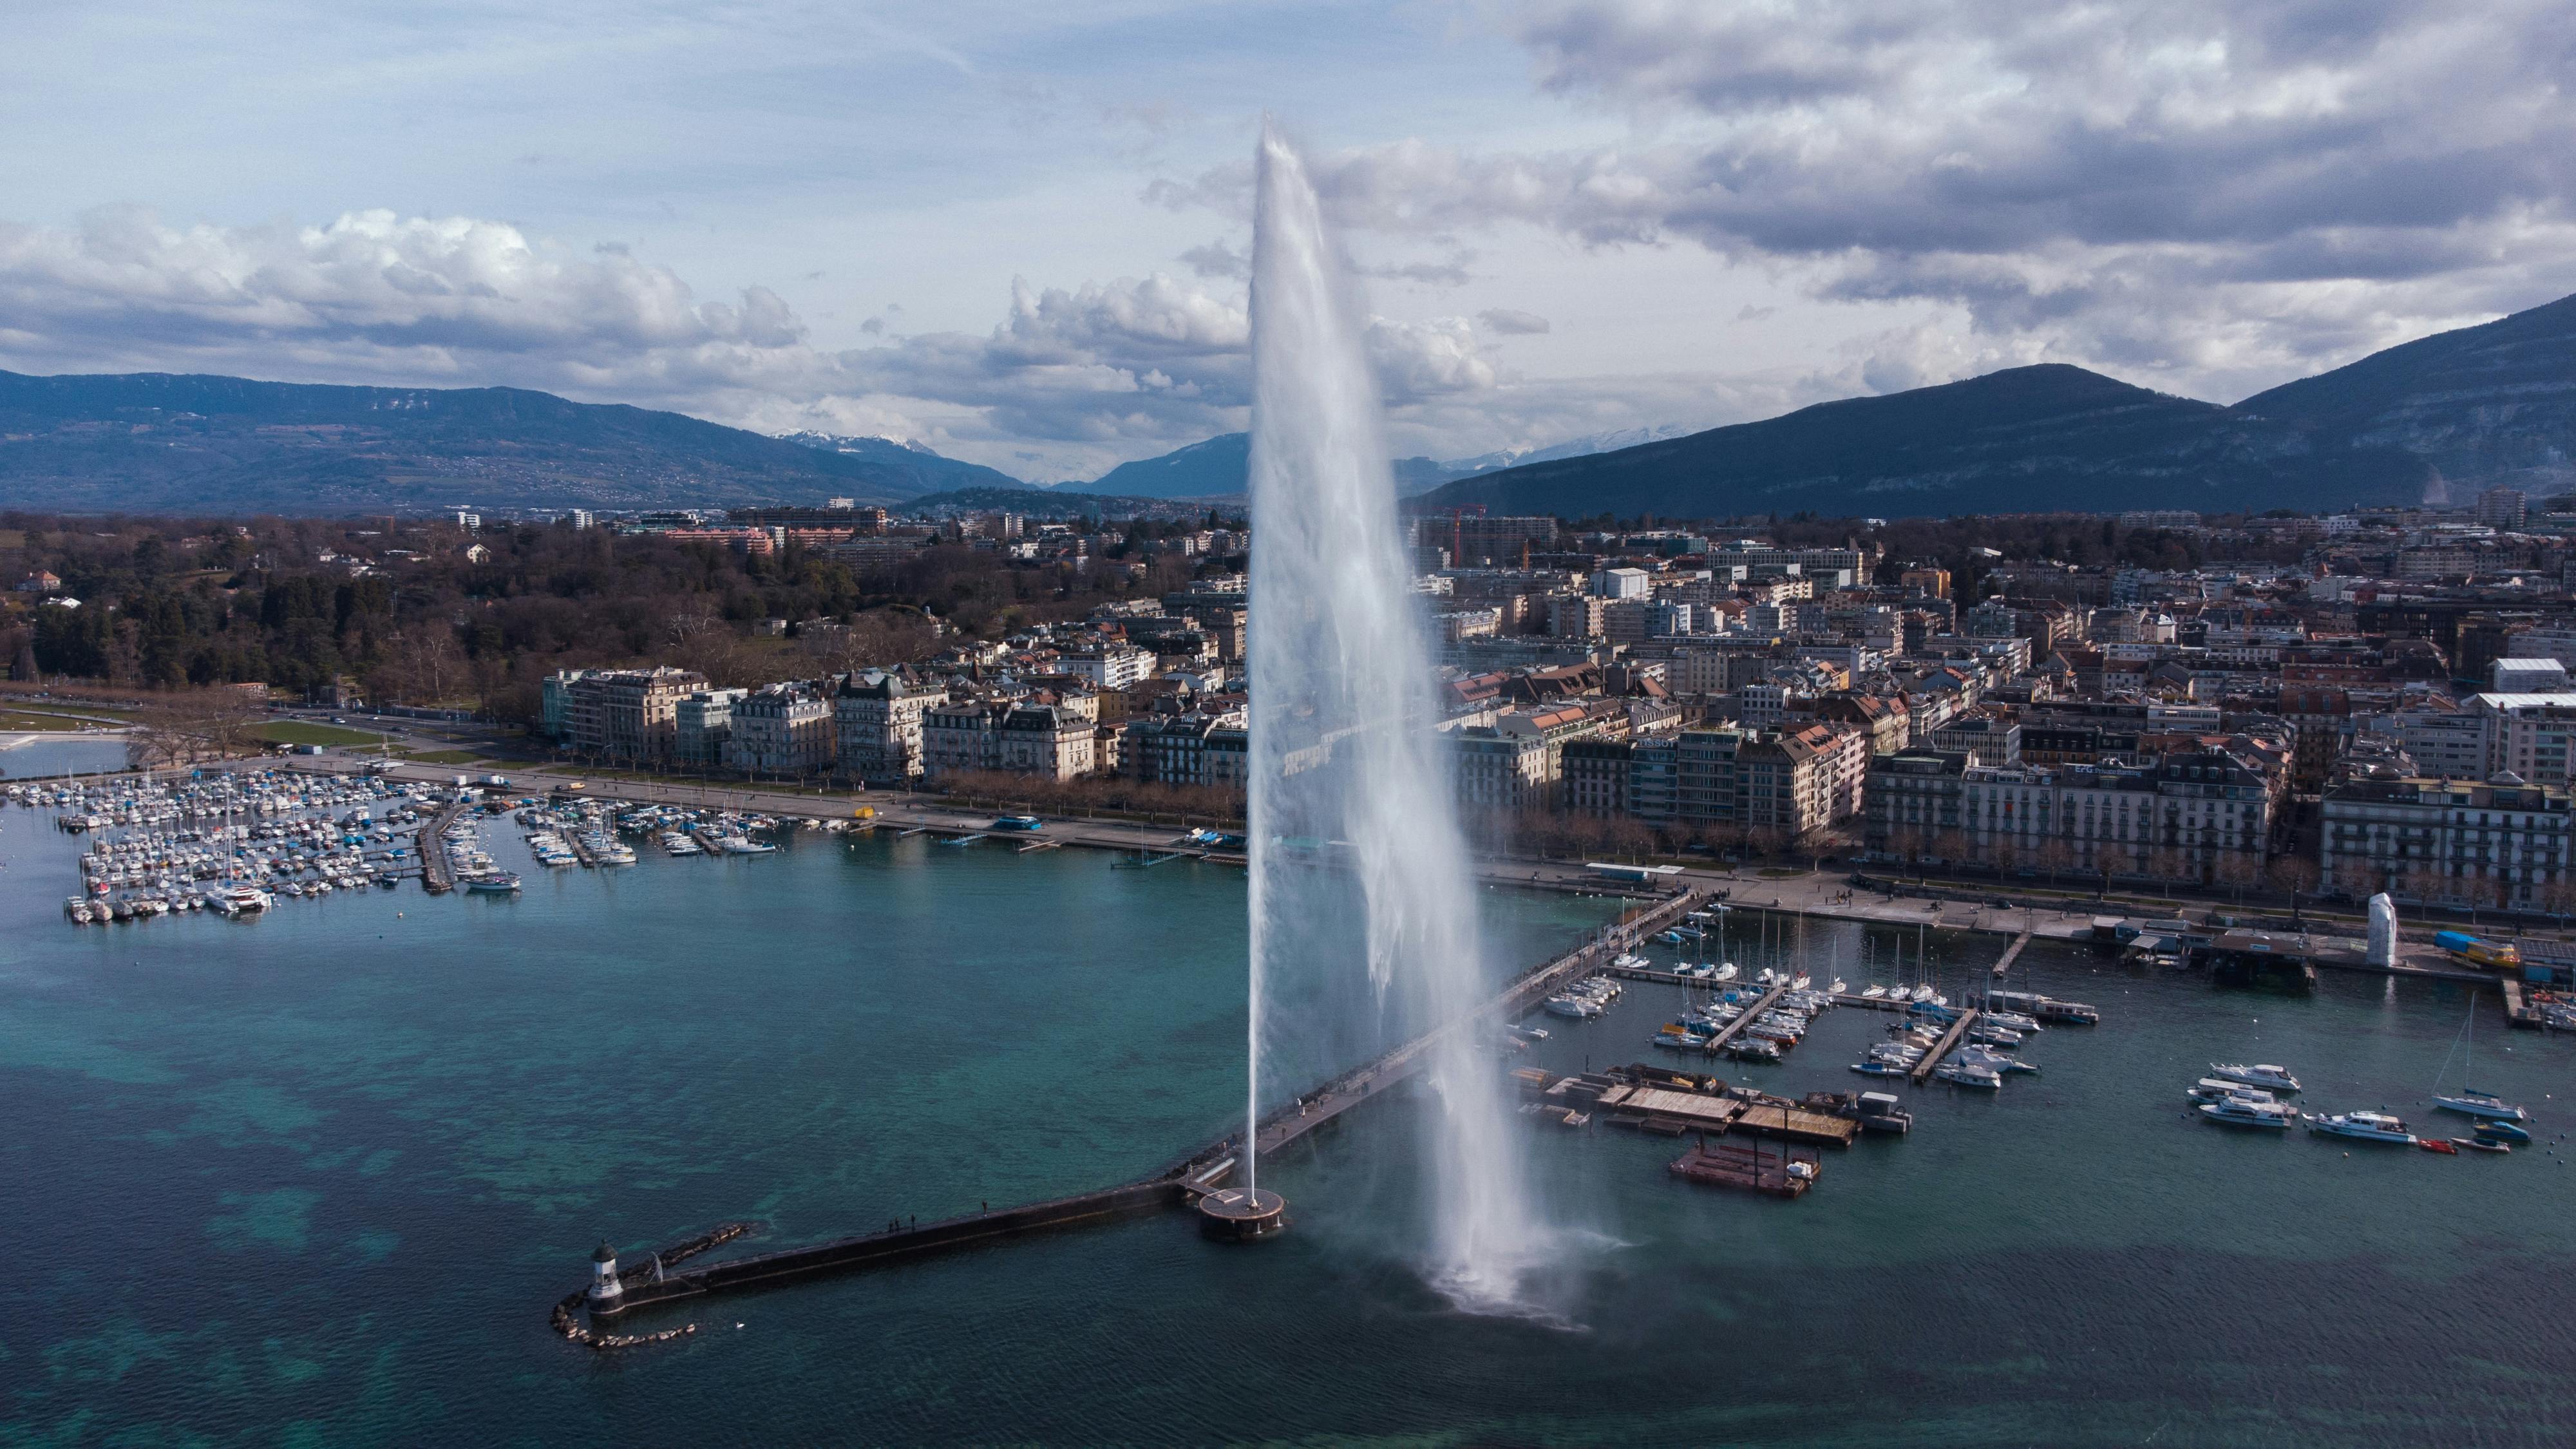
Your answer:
(563, 667), (705, 764)
(2322, 775), (2572, 907)
(724, 682), (836, 775)
(835, 670), (931, 785)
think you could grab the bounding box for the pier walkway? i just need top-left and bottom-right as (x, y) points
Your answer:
(1909, 1009), (1982, 1084)
(1695, 981), (1789, 1056)
(1990, 930), (2034, 978)
(567, 886), (1705, 1332)
(417, 802), (467, 893)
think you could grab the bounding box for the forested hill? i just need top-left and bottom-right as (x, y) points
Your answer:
(1418, 364), (2432, 520)
(0, 371), (1019, 514)
(1419, 291), (2576, 520)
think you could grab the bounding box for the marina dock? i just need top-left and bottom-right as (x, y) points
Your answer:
(1595, 1081), (1744, 1135)
(1990, 929), (2033, 977)
(1694, 980), (1789, 1056)
(419, 802), (468, 893)
(1909, 1009), (1980, 1084)
(1728, 1100), (1861, 1147)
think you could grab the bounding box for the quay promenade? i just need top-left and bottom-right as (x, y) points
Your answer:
(306, 756), (2530, 983)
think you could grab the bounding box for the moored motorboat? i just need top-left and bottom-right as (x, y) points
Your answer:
(2212, 1062), (2301, 1094)
(2302, 1110), (2413, 1144)
(2200, 1095), (2295, 1129)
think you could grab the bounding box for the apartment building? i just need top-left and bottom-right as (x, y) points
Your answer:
(2321, 775), (2571, 907)
(674, 688), (748, 766)
(1452, 727), (1555, 810)
(562, 667), (705, 764)
(1736, 727), (1838, 837)
(835, 670), (931, 784)
(1059, 643), (1156, 690)
(922, 697), (1003, 780)
(723, 681), (837, 775)
(996, 705), (1096, 781)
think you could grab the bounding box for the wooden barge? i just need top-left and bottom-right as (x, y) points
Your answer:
(1667, 1139), (1818, 1198)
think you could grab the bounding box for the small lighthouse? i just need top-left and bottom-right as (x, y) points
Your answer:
(586, 1241), (624, 1311)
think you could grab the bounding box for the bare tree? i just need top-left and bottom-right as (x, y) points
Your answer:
(2213, 850), (2262, 904)
(2266, 854), (2320, 902)
(2036, 837), (2076, 886)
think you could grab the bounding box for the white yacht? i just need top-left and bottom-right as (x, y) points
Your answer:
(2303, 1110), (2414, 1144)
(2211, 1063), (2301, 1094)
(2201, 1095), (2295, 1129)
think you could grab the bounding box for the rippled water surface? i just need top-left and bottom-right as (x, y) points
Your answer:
(3, 801), (2571, 1447)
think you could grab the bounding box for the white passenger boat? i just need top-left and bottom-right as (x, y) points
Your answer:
(2201, 1095), (2295, 1129)
(2302, 1110), (2414, 1144)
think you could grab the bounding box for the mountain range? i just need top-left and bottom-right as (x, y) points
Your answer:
(1077, 423), (1702, 500)
(1419, 292), (2576, 520)
(0, 291), (2568, 518)
(0, 372), (1015, 515)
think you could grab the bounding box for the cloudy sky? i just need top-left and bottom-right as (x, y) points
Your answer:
(3, 1), (2571, 480)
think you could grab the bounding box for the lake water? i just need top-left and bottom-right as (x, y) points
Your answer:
(3, 797), (2572, 1446)
(0, 734), (128, 779)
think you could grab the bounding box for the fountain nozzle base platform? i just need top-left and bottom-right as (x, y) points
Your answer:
(1196, 1188), (1289, 1242)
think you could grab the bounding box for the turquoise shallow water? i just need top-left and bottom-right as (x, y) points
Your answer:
(3, 801), (2573, 1447)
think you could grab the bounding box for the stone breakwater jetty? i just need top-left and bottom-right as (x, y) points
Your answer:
(551, 888), (1705, 1348)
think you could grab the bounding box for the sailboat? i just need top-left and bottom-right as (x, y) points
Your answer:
(2430, 998), (2530, 1123)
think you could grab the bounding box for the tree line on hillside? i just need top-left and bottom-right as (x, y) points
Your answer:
(0, 512), (1218, 722)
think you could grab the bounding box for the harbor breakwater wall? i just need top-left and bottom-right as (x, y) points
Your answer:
(563, 887), (1705, 1345)
(586, 1181), (1186, 1322)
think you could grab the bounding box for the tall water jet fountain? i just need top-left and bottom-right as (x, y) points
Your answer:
(1228, 124), (1544, 1308)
